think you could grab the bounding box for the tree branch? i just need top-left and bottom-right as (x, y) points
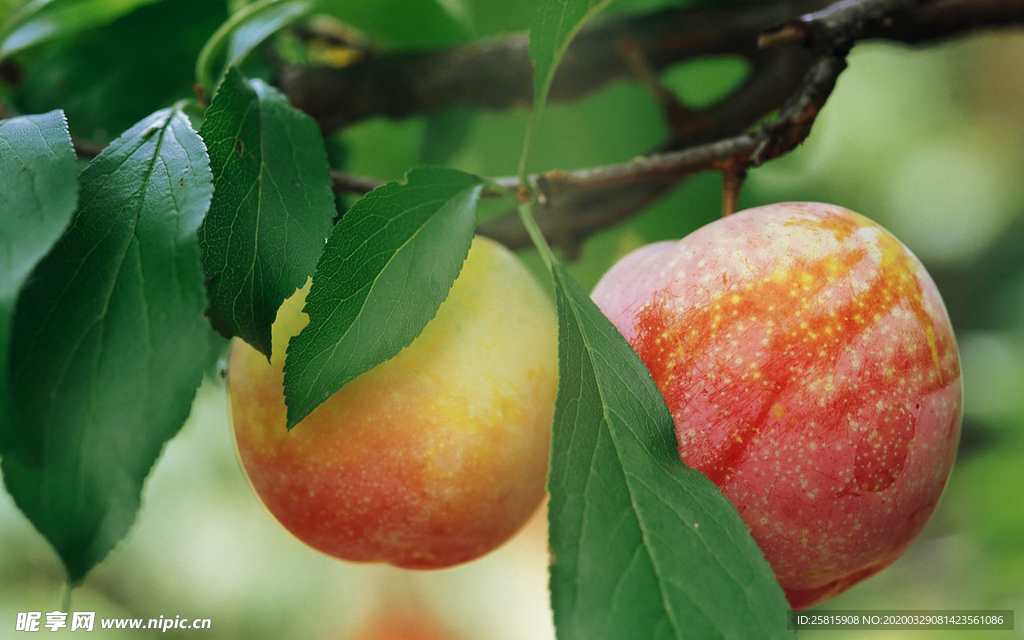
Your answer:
(319, 0), (1024, 254)
(280, 0), (1023, 132)
(279, 0), (829, 131)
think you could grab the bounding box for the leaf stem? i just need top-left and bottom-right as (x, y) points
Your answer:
(516, 110), (542, 187)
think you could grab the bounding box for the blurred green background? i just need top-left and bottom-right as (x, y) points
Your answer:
(1, 0), (1022, 637)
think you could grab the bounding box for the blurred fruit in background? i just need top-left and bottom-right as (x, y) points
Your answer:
(348, 613), (455, 640)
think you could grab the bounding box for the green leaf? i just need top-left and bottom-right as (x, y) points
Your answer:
(433, 0), (472, 32)
(283, 166), (481, 429)
(548, 263), (792, 640)
(316, 0), (470, 48)
(0, 0), (167, 60)
(519, 0), (617, 179)
(530, 0), (617, 108)
(226, 0), (309, 71)
(1, 107), (214, 583)
(0, 110), (78, 457)
(195, 0), (312, 93)
(198, 67), (335, 358)
(419, 106), (474, 166)
(13, 0), (227, 142)
(196, 0), (469, 93)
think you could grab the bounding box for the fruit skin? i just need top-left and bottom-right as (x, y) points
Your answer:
(347, 604), (457, 640)
(229, 237), (557, 569)
(591, 203), (961, 609)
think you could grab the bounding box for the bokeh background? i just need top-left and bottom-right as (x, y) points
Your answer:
(1, 0), (1022, 637)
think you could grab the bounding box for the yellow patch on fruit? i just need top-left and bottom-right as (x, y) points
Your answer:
(228, 237), (558, 569)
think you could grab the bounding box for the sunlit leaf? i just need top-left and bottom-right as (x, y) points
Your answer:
(548, 263), (792, 640)
(0, 110), (78, 457)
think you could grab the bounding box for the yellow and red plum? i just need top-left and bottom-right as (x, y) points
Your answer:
(591, 203), (962, 608)
(229, 237), (558, 569)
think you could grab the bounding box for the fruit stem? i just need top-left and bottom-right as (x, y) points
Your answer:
(721, 165), (747, 216)
(517, 200), (557, 271)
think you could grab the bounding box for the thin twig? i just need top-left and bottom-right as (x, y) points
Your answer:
(325, 0), (1024, 253)
(760, 0), (919, 51)
(330, 171), (383, 194)
(280, 0), (1023, 132)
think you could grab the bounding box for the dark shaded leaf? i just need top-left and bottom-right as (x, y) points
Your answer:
(0, 0), (166, 59)
(1, 107), (213, 583)
(13, 0), (227, 142)
(198, 67), (334, 357)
